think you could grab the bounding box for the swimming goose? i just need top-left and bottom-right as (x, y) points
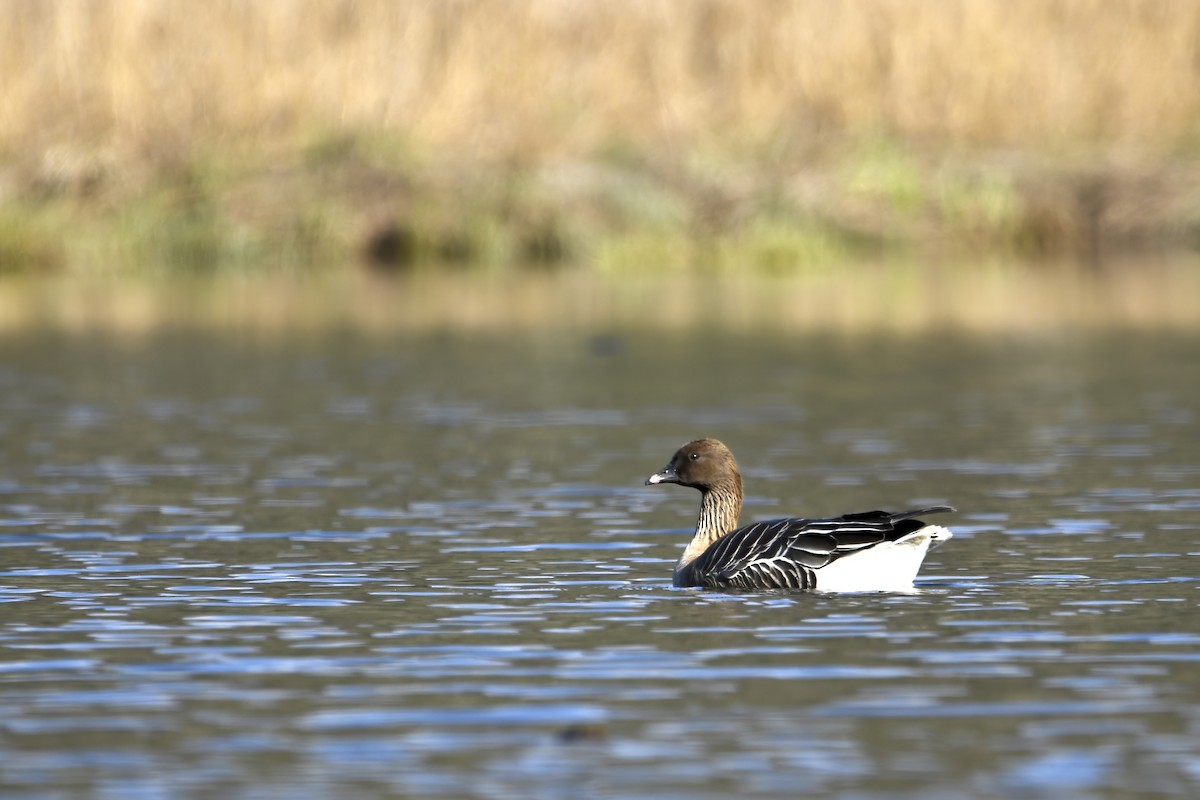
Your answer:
(645, 439), (953, 591)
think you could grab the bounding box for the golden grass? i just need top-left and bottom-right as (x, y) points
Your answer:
(3, 0), (1199, 163)
(3, 1), (1200, 275)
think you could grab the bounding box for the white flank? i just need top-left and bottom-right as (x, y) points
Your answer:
(814, 525), (954, 593)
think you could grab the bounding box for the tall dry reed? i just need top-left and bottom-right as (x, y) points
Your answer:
(3, 0), (1199, 163)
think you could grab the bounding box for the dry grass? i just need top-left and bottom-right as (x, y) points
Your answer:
(2, 1), (1200, 274)
(4, 0), (1200, 162)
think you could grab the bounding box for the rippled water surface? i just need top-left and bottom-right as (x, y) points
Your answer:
(2, 325), (1200, 798)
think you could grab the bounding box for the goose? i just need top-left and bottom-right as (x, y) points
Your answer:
(645, 438), (953, 591)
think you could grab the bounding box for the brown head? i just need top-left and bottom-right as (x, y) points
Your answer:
(645, 438), (743, 494)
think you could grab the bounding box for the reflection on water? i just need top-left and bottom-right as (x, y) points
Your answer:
(2, 257), (1200, 335)
(2, 272), (1200, 797)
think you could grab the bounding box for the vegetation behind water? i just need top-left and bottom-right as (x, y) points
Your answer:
(2, 0), (1200, 274)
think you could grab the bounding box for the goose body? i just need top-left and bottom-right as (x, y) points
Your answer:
(645, 439), (953, 592)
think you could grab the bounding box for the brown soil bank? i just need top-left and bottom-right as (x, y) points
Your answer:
(2, 1), (1199, 273)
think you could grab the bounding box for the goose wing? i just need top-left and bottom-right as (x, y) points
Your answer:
(691, 505), (954, 590)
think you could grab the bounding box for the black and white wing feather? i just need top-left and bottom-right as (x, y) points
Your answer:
(684, 505), (954, 590)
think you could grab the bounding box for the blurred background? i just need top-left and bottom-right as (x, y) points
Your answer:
(1, 0), (1198, 330)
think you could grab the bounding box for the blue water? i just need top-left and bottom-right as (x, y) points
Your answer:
(1, 328), (1199, 798)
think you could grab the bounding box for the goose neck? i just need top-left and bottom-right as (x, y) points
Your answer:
(675, 483), (743, 574)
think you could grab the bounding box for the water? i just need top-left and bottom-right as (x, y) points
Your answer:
(2, 320), (1200, 798)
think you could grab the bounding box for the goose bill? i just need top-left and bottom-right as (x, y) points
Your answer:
(645, 467), (678, 485)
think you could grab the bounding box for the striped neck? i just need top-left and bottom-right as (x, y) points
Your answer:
(675, 482), (743, 575)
